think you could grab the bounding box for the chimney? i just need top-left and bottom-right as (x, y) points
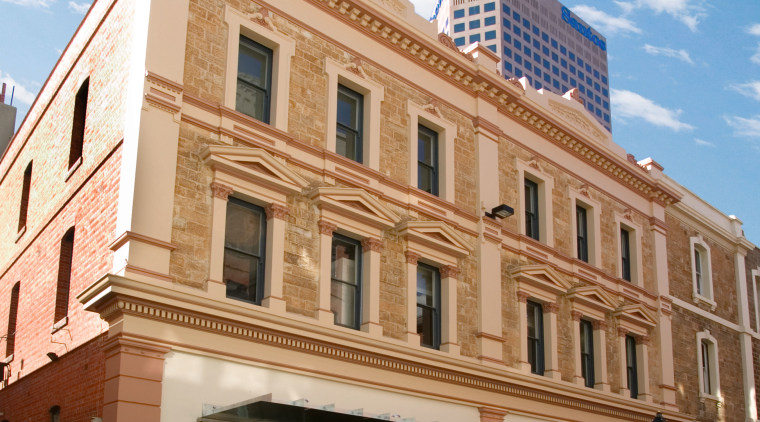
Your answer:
(0, 82), (18, 156)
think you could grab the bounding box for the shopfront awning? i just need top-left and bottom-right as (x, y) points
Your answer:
(198, 396), (398, 422)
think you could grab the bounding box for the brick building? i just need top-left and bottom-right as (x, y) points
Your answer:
(0, 0), (757, 421)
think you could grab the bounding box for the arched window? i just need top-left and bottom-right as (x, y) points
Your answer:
(50, 405), (61, 422)
(69, 78), (89, 168)
(5, 282), (20, 357)
(18, 162), (32, 231)
(55, 228), (75, 323)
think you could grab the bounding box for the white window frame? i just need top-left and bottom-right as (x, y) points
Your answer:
(752, 268), (760, 333)
(324, 58), (384, 170)
(569, 189), (601, 266)
(407, 101), (456, 201)
(224, 5), (295, 131)
(696, 330), (721, 402)
(615, 215), (643, 285)
(516, 161), (554, 247)
(690, 236), (715, 310)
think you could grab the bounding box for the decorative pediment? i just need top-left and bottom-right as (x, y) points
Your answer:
(201, 146), (308, 195)
(510, 264), (572, 298)
(547, 99), (606, 144)
(397, 221), (472, 261)
(566, 285), (618, 314)
(308, 187), (400, 231)
(614, 304), (657, 331)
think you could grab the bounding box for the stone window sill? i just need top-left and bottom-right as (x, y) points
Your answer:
(51, 316), (68, 334)
(693, 293), (717, 311)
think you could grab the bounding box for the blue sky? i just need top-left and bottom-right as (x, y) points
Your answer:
(1, 0), (759, 243)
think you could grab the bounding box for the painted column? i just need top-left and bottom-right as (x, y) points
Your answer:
(544, 302), (561, 380)
(207, 182), (233, 297)
(593, 320), (610, 391)
(517, 291), (531, 372)
(571, 311), (584, 386)
(479, 407), (509, 422)
(405, 251), (421, 346)
(637, 335), (652, 402)
(618, 327), (630, 397)
(317, 220), (337, 323)
(478, 218), (505, 364)
(102, 337), (170, 422)
(440, 265), (460, 355)
(361, 237), (383, 336)
(262, 203), (288, 313)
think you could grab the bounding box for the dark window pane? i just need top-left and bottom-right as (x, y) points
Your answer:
(580, 319), (594, 388)
(626, 335), (638, 398)
(416, 264), (440, 349)
(336, 85), (363, 163)
(224, 199), (266, 304)
(621, 229), (631, 281)
(331, 235), (361, 329)
(525, 179), (539, 240)
(527, 301), (544, 374)
(236, 36), (272, 123)
(576, 206), (588, 262)
(417, 125), (438, 196)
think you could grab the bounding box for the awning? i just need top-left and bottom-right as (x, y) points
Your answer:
(199, 396), (397, 422)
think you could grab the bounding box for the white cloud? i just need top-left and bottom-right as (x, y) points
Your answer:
(748, 23), (760, 36)
(729, 81), (760, 102)
(68, 1), (89, 14)
(694, 138), (714, 147)
(611, 89), (694, 132)
(725, 115), (760, 138)
(643, 44), (694, 64)
(0, 71), (38, 106)
(0, 0), (53, 7)
(571, 5), (641, 35)
(615, 0), (707, 32)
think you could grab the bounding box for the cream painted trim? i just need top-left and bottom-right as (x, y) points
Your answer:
(224, 5), (295, 131)
(309, 187), (400, 238)
(613, 304), (656, 335)
(670, 297), (758, 337)
(696, 331), (722, 403)
(690, 236), (715, 310)
(397, 221), (472, 266)
(568, 189), (601, 266)
(614, 214), (643, 286)
(407, 101), (456, 201)
(324, 58), (385, 170)
(566, 285), (617, 321)
(516, 160), (554, 247)
(752, 268), (760, 333)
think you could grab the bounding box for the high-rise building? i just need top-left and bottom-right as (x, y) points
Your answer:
(433, 0), (611, 131)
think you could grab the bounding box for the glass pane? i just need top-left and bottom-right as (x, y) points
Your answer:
(417, 267), (435, 306)
(417, 306), (434, 347)
(337, 90), (358, 128)
(527, 306), (536, 338)
(238, 42), (269, 88)
(418, 133), (434, 165)
(225, 201), (262, 255)
(224, 249), (259, 302)
(332, 239), (358, 284)
(418, 166), (433, 193)
(336, 127), (357, 160)
(236, 81), (267, 121)
(331, 281), (356, 327)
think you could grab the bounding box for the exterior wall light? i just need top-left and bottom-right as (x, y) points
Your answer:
(485, 204), (514, 219)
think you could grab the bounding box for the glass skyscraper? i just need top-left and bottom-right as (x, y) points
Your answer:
(433, 0), (611, 131)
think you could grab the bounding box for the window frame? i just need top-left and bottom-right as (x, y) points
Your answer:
(620, 228), (631, 282)
(580, 318), (595, 388)
(517, 161), (554, 246)
(690, 236), (715, 309)
(526, 300), (545, 375)
(54, 227), (75, 327)
(416, 263), (441, 350)
(524, 178), (540, 241)
(407, 101), (456, 201)
(223, 197), (268, 305)
(18, 162), (32, 233)
(697, 331), (721, 401)
(576, 205), (588, 263)
(69, 78), (89, 169)
(625, 334), (638, 399)
(235, 35), (273, 124)
(330, 234), (363, 330)
(335, 84), (364, 163)
(615, 216), (642, 285)
(417, 124), (439, 196)
(224, 5), (295, 131)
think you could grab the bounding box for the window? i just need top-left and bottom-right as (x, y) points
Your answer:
(527, 300), (544, 375)
(695, 249), (703, 292)
(417, 264), (441, 349)
(331, 235), (362, 329)
(524, 179), (539, 240)
(580, 319), (594, 388)
(50, 406), (60, 422)
(625, 334), (638, 398)
(18, 162), (32, 232)
(484, 2), (495, 12)
(485, 30), (496, 40)
(336, 85), (364, 163)
(576, 206), (588, 262)
(469, 34), (481, 43)
(54, 228), (75, 324)
(691, 237), (714, 306)
(236, 36), (273, 123)
(484, 16), (496, 26)
(469, 19), (481, 29)
(453, 9), (464, 18)
(620, 228), (631, 281)
(417, 125), (439, 196)
(69, 78), (88, 168)
(5, 282), (19, 357)
(453, 22), (465, 32)
(697, 331), (720, 399)
(224, 198), (267, 304)
(468, 5), (480, 15)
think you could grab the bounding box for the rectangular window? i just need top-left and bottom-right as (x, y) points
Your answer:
(54, 228), (75, 323)
(484, 16), (496, 26)
(576, 206), (588, 262)
(224, 198), (267, 304)
(469, 34), (481, 43)
(331, 235), (362, 329)
(484, 2), (495, 12)
(418, 125), (438, 196)
(236, 36), (273, 123)
(621, 228), (631, 281)
(417, 263), (441, 349)
(69, 78), (88, 168)
(6, 282), (20, 357)
(453, 23), (465, 32)
(626, 335), (638, 398)
(336, 85), (364, 163)
(18, 162), (32, 231)
(454, 37), (465, 46)
(525, 179), (539, 240)
(701, 340), (711, 394)
(695, 249), (703, 295)
(527, 300), (544, 375)
(453, 9), (464, 18)
(468, 5), (480, 15)
(485, 30), (496, 40)
(469, 19), (481, 29)
(580, 319), (594, 388)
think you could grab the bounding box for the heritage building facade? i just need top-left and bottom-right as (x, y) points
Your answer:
(0, 0), (756, 421)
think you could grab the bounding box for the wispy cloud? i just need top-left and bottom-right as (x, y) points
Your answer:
(615, 0), (707, 32)
(571, 5), (641, 35)
(694, 138), (715, 147)
(729, 81), (760, 102)
(748, 23), (760, 36)
(725, 115), (760, 138)
(0, 70), (38, 106)
(643, 44), (694, 64)
(0, 0), (53, 7)
(68, 1), (88, 14)
(611, 89), (694, 131)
